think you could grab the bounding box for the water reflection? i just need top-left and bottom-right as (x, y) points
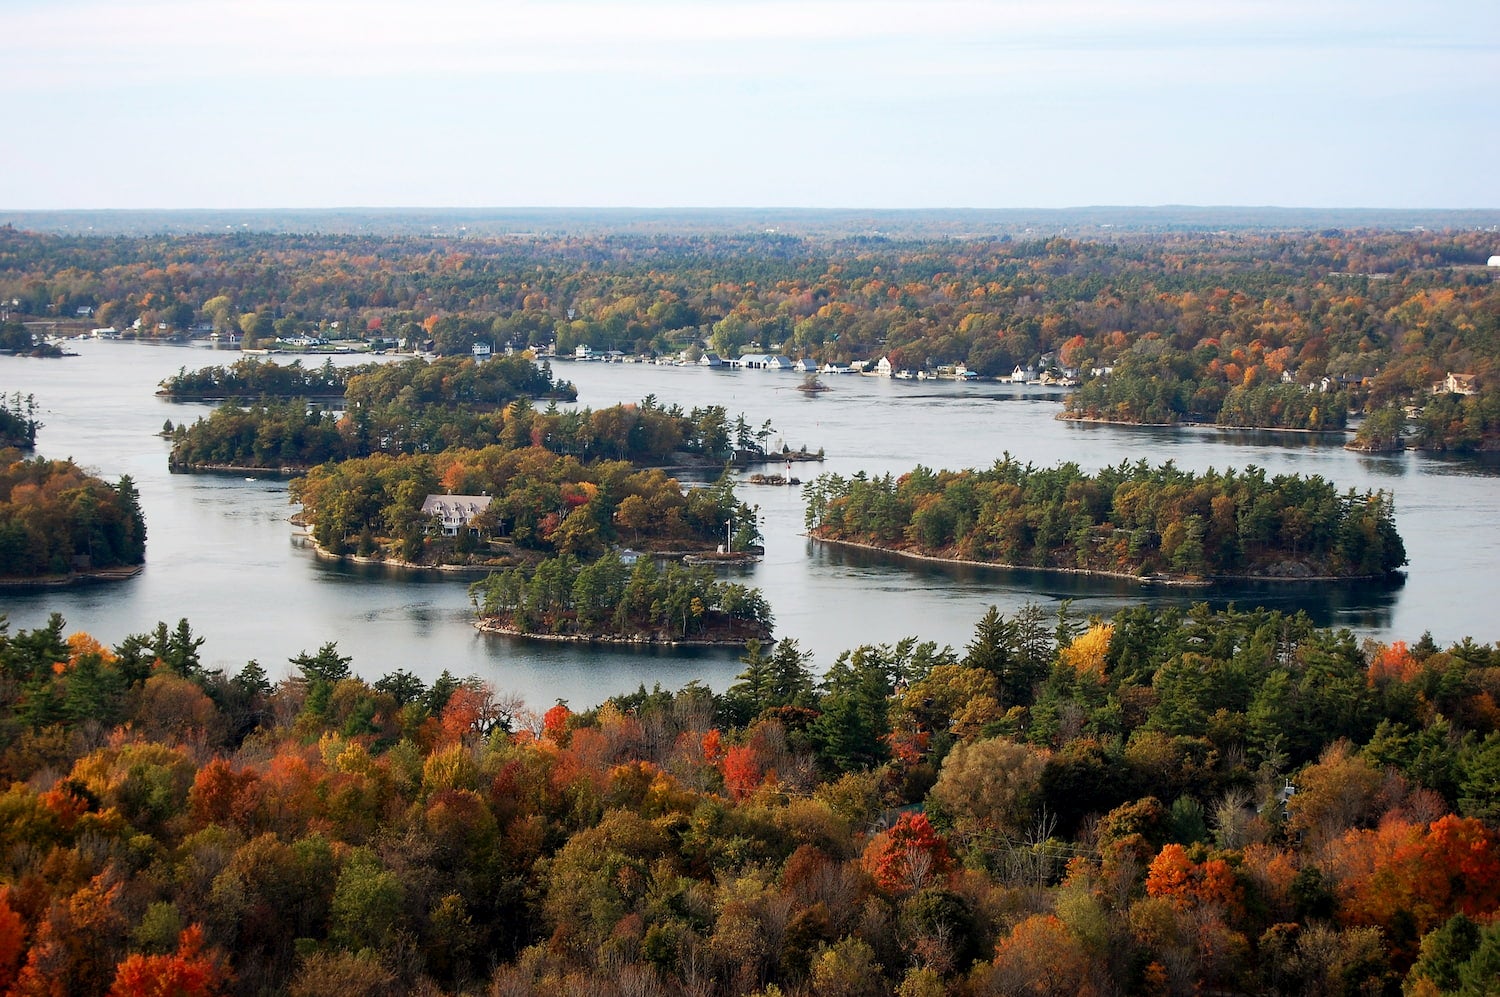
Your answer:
(815, 542), (1402, 632)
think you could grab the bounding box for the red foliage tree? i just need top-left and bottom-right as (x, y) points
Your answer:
(542, 703), (570, 744)
(1340, 814), (1500, 940)
(187, 758), (261, 832)
(862, 812), (953, 893)
(439, 685), (485, 747)
(720, 745), (761, 801)
(0, 887), (24, 993)
(108, 926), (227, 997)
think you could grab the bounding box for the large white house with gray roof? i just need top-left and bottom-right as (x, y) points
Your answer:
(421, 494), (493, 536)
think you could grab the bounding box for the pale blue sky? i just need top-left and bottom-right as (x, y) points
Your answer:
(3, 0), (1496, 209)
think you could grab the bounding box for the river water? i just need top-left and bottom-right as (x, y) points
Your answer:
(3, 342), (1498, 709)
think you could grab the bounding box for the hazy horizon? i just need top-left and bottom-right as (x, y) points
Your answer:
(4, 1), (1495, 212)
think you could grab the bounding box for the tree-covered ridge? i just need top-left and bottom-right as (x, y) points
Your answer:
(470, 551), (773, 642)
(0, 452), (145, 578)
(0, 604), (1497, 995)
(803, 459), (1407, 580)
(158, 357), (363, 399)
(0, 394), (39, 450)
(289, 444), (758, 563)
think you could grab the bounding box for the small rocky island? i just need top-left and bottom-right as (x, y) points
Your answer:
(469, 551), (773, 645)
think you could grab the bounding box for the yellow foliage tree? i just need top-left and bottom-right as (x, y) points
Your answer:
(1060, 623), (1113, 683)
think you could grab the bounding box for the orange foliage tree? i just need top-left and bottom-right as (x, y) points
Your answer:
(720, 745), (761, 801)
(1338, 814), (1500, 941)
(862, 812), (953, 894)
(107, 926), (227, 997)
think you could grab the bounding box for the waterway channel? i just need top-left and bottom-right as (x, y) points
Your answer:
(3, 341), (1498, 709)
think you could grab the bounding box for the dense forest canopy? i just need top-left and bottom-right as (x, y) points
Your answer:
(0, 602), (1496, 995)
(289, 445), (758, 563)
(0, 451), (146, 578)
(804, 459), (1406, 581)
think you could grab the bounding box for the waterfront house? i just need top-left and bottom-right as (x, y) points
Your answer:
(874, 356), (893, 377)
(698, 352), (725, 367)
(1435, 372), (1478, 395)
(421, 494), (493, 536)
(740, 353), (794, 370)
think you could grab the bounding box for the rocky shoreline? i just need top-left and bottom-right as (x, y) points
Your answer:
(809, 534), (1394, 586)
(0, 563), (144, 590)
(473, 618), (755, 647)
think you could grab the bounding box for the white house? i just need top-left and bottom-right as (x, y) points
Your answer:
(874, 356), (894, 377)
(698, 352), (725, 367)
(739, 353), (794, 370)
(421, 494), (494, 536)
(1435, 372), (1478, 396)
(472, 342), (492, 359)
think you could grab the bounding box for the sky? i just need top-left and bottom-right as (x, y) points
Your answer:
(3, 0), (1496, 210)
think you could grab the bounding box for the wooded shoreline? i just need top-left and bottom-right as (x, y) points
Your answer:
(809, 533), (1399, 587)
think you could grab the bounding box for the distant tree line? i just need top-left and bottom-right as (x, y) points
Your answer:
(804, 458), (1407, 579)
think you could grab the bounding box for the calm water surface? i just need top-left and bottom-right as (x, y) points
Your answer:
(3, 342), (1497, 708)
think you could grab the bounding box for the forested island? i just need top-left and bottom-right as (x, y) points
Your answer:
(469, 550), (774, 644)
(167, 356), (576, 472)
(803, 459), (1407, 582)
(158, 357), (361, 401)
(0, 451), (146, 582)
(5, 224), (1500, 449)
(290, 445), (758, 566)
(0, 602), (1496, 995)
